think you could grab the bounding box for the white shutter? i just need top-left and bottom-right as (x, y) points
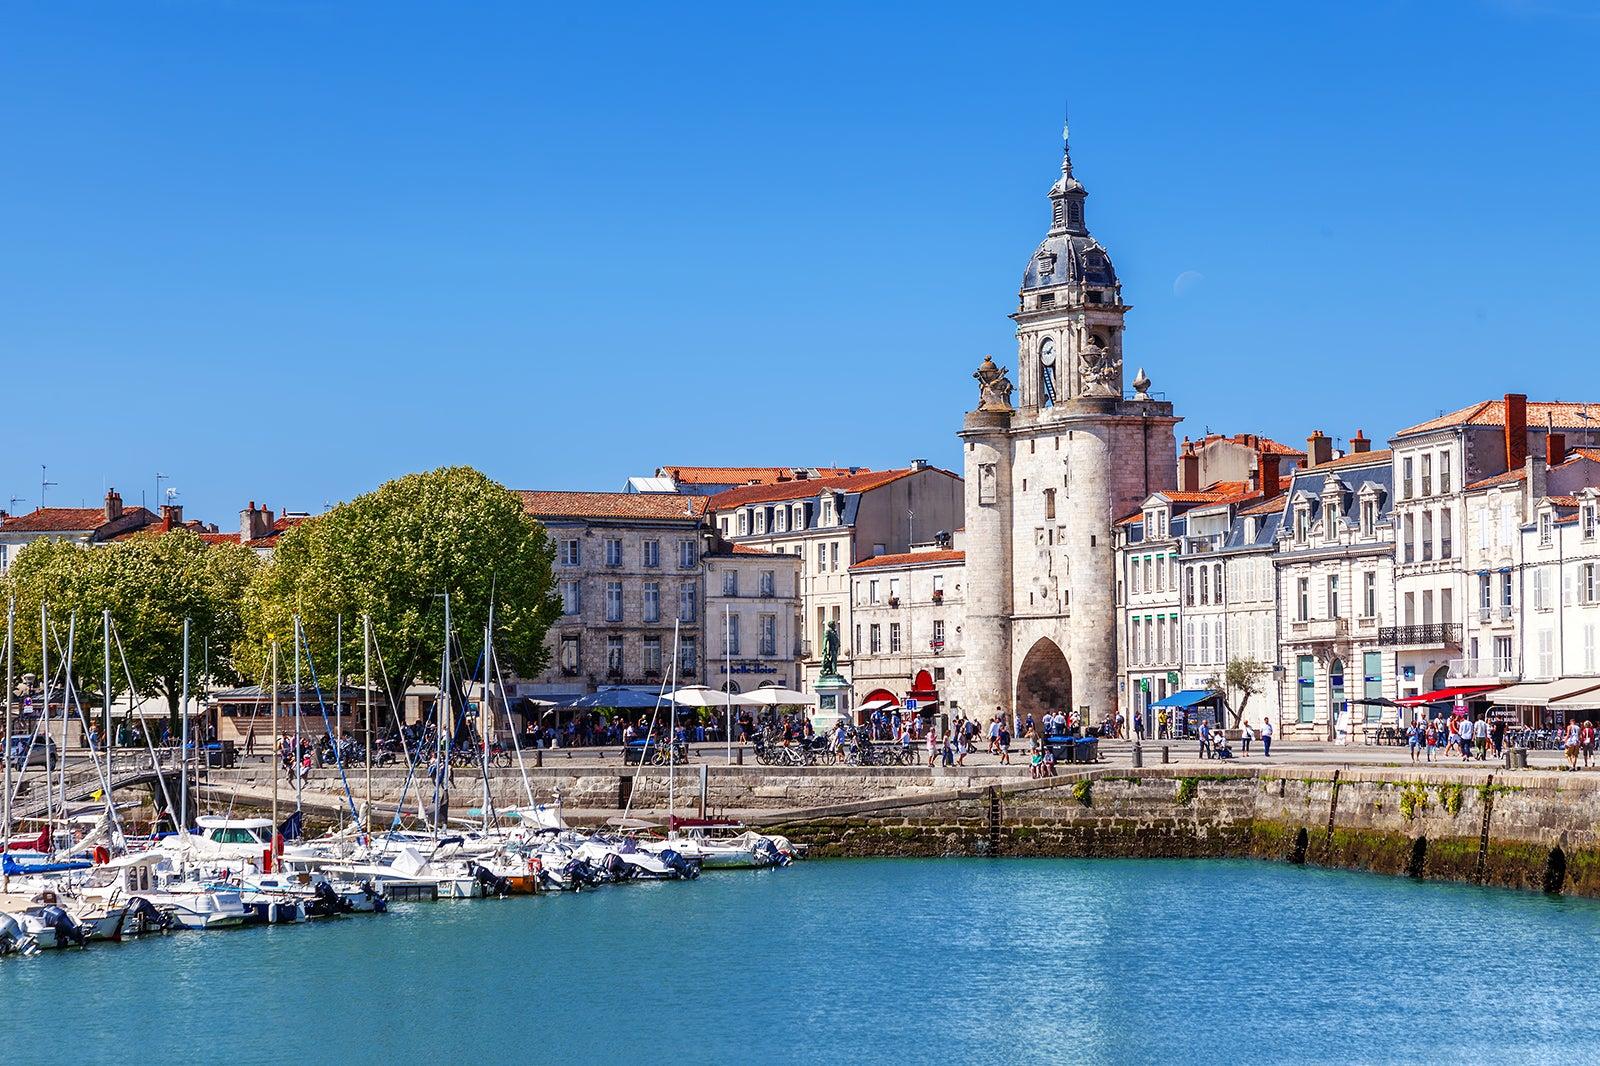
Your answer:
(1563, 569), (1574, 607)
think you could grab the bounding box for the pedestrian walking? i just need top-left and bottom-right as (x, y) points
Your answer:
(1238, 723), (1252, 755)
(1198, 720), (1212, 760)
(1583, 720), (1596, 769)
(1260, 717), (1272, 757)
(1474, 715), (1490, 761)
(999, 723), (1012, 765)
(1407, 720), (1423, 763)
(1565, 720), (1582, 771)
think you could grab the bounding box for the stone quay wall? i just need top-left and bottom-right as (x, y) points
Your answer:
(756, 766), (1600, 898)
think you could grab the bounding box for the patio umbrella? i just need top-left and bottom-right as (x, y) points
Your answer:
(742, 686), (817, 707)
(564, 689), (668, 710)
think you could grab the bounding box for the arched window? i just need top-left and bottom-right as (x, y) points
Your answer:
(1039, 338), (1057, 408)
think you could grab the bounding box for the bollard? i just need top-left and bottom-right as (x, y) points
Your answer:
(736, 746), (744, 765)
(1161, 744), (1170, 765)
(1131, 742), (1143, 768)
(535, 748), (543, 768)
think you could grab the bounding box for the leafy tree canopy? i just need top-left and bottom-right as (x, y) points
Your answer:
(3, 530), (259, 713)
(238, 466), (559, 699)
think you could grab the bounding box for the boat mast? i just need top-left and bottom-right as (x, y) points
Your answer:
(180, 616), (190, 831)
(103, 608), (116, 844)
(293, 615), (303, 820)
(725, 602), (733, 765)
(363, 614), (373, 834)
(335, 613), (343, 832)
(481, 611), (493, 832)
(41, 602), (51, 843)
(58, 612), (76, 826)
(668, 618), (678, 827)
(270, 639), (279, 865)
(436, 593), (450, 832)
(3, 596), (14, 888)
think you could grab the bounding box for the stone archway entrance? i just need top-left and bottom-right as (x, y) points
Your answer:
(1016, 638), (1072, 725)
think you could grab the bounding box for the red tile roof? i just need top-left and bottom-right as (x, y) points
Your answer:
(707, 467), (956, 510)
(1313, 448), (1393, 471)
(1397, 400), (1600, 437)
(1192, 433), (1306, 457)
(0, 506), (157, 534)
(728, 543), (790, 556)
(1565, 448), (1600, 464)
(1466, 468), (1526, 491)
(517, 491), (709, 521)
(850, 549), (965, 570)
(658, 465), (867, 486)
(1239, 492), (1288, 516)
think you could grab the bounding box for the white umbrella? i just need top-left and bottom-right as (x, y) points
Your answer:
(666, 685), (762, 709)
(856, 698), (897, 713)
(743, 686), (817, 707)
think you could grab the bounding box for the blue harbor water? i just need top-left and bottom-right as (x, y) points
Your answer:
(5, 858), (1599, 1064)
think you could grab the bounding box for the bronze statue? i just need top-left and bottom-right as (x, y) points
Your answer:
(820, 620), (841, 677)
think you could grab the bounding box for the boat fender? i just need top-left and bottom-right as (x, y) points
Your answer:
(93, 845), (110, 866)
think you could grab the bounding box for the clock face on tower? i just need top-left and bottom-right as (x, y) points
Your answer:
(1039, 338), (1057, 407)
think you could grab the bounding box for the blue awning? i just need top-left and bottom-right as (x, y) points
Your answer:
(1149, 689), (1221, 710)
(561, 689), (668, 710)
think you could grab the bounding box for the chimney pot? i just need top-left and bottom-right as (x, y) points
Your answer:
(103, 488), (123, 521)
(1306, 430), (1334, 467)
(1350, 429), (1371, 454)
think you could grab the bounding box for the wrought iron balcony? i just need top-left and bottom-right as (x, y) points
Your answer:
(1378, 623), (1462, 647)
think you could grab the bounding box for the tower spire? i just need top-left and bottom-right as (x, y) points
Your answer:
(1061, 107), (1073, 177)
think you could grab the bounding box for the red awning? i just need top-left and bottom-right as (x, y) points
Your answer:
(1396, 684), (1500, 707)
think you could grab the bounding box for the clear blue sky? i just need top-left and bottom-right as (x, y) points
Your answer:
(5, 1), (1599, 524)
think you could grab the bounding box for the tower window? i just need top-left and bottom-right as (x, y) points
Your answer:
(1037, 293), (1055, 307)
(1069, 201), (1082, 227)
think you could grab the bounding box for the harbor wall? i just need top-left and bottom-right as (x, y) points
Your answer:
(757, 767), (1600, 898)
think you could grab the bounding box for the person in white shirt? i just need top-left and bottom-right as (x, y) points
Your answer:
(1260, 718), (1273, 757)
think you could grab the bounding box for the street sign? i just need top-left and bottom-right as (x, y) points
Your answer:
(905, 698), (919, 711)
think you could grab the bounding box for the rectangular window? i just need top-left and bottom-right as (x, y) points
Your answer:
(830, 543), (839, 570)
(933, 619), (946, 648)
(1420, 510), (1434, 562)
(1403, 514), (1415, 563)
(1131, 618), (1142, 665)
(889, 577), (901, 602)
(560, 580), (581, 616)
(1298, 655), (1316, 724)
(1440, 507), (1453, 560)
(680, 637), (697, 673)
(606, 636), (624, 676)
(679, 583), (697, 622)
(643, 539), (660, 568)
(889, 622), (902, 653)
(560, 635), (580, 675)
(1479, 573), (1492, 618)
(1586, 625), (1597, 673)
(679, 539), (697, 569)
(1501, 573), (1513, 613)
(1421, 453), (1432, 497)
(642, 637), (662, 675)
(760, 614), (777, 656)
(1539, 630), (1555, 678)
(1494, 636), (1513, 675)
(604, 538), (623, 567)
(1131, 559), (1143, 595)
(737, 511), (748, 536)
(1440, 451), (1452, 494)
(1540, 513), (1553, 547)
(869, 624), (882, 654)
(817, 544), (826, 571)
(1362, 571), (1377, 618)
(1328, 574), (1340, 619)
(1297, 577), (1310, 621)
(723, 570), (738, 596)
(1534, 568), (1550, 611)
(726, 615), (741, 655)
(560, 539), (580, 567)
(1585, 563), (1598, 604)
(759, 569), (775, 597)
(642, 581), (660, 623)
(869, 580), (880, 604)
(1584, 504), (1598, 541)
(1044, 488), (1056, 521)
(1402, 457), (1414, 500)
(605, 581), (623, 622)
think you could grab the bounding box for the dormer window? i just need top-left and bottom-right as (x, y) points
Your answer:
(1360, 498), (1376, 539)
(1539, 511), (1553, 547)
(1583, 503), (1597, 541)
(1294, 506), (1309, 545)
(1324, 502), (1341, 543)
(1037, 249), (1058, 276)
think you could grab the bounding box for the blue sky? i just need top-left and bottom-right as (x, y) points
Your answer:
(5, 1), (1599, 523)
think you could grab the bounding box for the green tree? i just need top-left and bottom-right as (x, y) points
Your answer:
(3, 530), (260, 722)
(1218, 655), (1270, 728)
(238, 467), (560, 704)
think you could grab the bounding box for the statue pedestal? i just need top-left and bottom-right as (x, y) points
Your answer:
(811, 673), (852, 728)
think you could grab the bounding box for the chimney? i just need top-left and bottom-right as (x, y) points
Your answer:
(1525, 452), (1548, 522)
(910, 458), (929, 471)
(1259, 455), (1282, 499)
(1179, 442), (1200, 492)
(103, 488), (123, 521)
(1350, 429), (1371, 454)
(1306, 430), (1334, 468)
(1504, 392), (1528, 472)
(1547, 431), (1567, 466)
(239, 501), (273, 543)
(159, 503), (182, 530)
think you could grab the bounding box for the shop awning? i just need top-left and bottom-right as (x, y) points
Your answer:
(1396, 684), (1499, 707)
(1549, 682), (1600, 713)
(1149, 689), (1220, 710)
(1490, 678), (1600, 708)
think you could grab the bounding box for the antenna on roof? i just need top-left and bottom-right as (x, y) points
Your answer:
(155, 472), (168, 514)
(39, 466), (57, 509)
(7, 496), (24, 513)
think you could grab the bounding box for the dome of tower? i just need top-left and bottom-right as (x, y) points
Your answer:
(1021, 234), (1118, 291)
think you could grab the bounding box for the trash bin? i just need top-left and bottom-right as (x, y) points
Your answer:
(1077, 738), (1099, 763)
(1046, 736), (1075, 763)
(1131, 742), (1143, 768)
(623, 740), (653, 765)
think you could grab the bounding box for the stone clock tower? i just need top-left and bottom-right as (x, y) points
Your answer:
(959, 125), (1180, 725)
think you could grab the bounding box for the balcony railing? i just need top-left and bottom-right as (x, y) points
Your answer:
(1449, 656), (1520, 681)
(1378, 623), (1462, 647)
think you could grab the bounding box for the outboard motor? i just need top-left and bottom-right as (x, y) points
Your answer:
(561, 857), (601, 890)
(0, 913), (39, 956)
(752, 838), (788, 867)
(599, 853), (632, 883)
(310, 880), (355, 917)
(38, 905), (90, 948)
(361, 879), (389, 913)
(124, 896), (172, 936)
(656, 849), (700, 880)
(472, 864), (513, 898)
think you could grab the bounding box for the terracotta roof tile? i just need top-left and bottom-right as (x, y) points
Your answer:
(1564, 448), (1600, 464)
(658, 465), (867, 486)
(518, 490), (709, 521)
(850, 549), (965, 570)
(707, 467), (957, 510)
(1192, 433), (1306, 457)
(1397, 400), (1600, 437)
(1240, 492), (1289, 516)
(1310, 449), (1393, 471)
(0, 506), (157, 534)
(1466, 468), (1526, 491)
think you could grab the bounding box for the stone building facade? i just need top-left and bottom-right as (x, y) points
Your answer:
(847, 540), (967, 716)
(961, 127), (1179, 725)
(703, 546), (805, 693)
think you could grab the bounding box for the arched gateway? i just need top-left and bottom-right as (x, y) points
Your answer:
(1016, 638), (1072, 721)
